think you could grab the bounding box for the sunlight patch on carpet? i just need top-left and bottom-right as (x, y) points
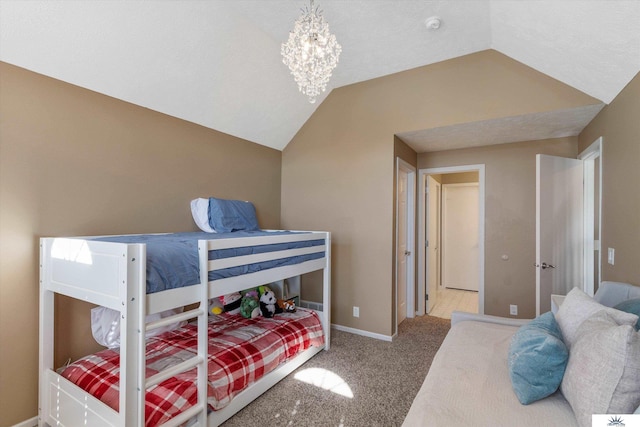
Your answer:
(294, 368), (353, 398)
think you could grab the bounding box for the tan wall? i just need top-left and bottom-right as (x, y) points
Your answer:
(394, 137), (418, 168)
(418, 137), (578, 318)
(281, 49), (599, 337)
(441, 171), (479, 184)
(281, 93), (395, 337)
(0, 62), (282, 426)
(579, 72), (640, 286)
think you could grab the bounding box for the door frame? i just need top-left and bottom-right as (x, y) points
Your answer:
(395, 158), (416, 333)
(418, 164), (485, 315)
(425, 176), (441, 313)
(578, 137), (603, 296)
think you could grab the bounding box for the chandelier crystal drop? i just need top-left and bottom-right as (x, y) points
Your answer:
(281, 0), (342, 104)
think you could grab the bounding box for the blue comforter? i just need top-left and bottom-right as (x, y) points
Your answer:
(93, 231), (324, 294)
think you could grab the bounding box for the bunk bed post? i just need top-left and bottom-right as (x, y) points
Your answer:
(38, 239), (54, 426)
(120, 244), (146, 426)
(196, 241), (210, 425)
(323, 232), (331, 351)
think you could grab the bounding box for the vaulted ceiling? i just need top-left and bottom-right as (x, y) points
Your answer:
(1, 1), (639, 151)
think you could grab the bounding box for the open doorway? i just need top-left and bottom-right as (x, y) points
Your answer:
(418, 165), (485, 318)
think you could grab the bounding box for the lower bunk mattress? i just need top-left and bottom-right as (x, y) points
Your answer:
(60, 308), (324, 426)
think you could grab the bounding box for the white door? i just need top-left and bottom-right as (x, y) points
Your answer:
(536, 154), (584, 315)
(442, 184), (479, 291)
(426, 176), (441, 313)
(397, 168), (408, 324)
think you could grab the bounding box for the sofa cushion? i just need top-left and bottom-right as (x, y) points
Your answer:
(555, 287), (638, 349)
(560, 311), (640, 427)
(614, 298), (640, 330)
(508, 312), (568, 405)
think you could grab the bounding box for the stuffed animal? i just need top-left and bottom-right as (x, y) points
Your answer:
(219, 292), (242, 315)
(277, 298), (297, 313)
(259, 288), (283, 318)
(209, 297), (224, 315)
(240, 289), (260, 319)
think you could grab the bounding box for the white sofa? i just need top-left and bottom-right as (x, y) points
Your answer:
(403, 281), (640, 427)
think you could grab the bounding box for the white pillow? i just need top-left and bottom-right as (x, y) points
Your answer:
(190, 198), (216, 233)
(555, 287), (638, 349)
(91, 306), (186, 348)
(560, 311), (640, 427)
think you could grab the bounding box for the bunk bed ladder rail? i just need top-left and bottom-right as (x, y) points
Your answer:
(142, 241), (210, 427)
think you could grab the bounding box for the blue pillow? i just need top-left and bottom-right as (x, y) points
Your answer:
(614, 298), (640, 330)
(508, 312), (569, 405)
(208, 197), (260, 233)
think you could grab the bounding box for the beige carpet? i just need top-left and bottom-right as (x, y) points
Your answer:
(222, 315), (450, 427)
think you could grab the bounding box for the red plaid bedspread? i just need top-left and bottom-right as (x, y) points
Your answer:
(60, 308), (324, 426)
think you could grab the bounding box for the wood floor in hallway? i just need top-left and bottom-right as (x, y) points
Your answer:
(429, 288), (478, 319)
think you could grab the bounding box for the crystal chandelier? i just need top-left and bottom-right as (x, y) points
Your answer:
(281, 0), (342, 104)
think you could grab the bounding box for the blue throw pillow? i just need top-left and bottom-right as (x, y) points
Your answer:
(208, 197), (260, 233)
(508, 311), (569, 405)
(614, 298), (640, 330)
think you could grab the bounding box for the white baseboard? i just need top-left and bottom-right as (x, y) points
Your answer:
(12, 416), (37, 427)
(331, 323), (393, 342)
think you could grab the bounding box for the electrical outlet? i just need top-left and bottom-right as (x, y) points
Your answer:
(353, 306), (359, 318)
(510, 305), (518, 316)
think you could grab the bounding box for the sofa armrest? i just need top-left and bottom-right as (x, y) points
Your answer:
(450, 311), (531, 327)
(594, 281), (640, 307)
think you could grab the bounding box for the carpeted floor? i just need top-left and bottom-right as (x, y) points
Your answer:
(222, 315), (451, 427)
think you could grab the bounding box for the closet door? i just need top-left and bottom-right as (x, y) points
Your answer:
(442, 183), (479, 291)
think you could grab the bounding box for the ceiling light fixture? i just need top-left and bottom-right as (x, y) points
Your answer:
(281, 0), (342, 104)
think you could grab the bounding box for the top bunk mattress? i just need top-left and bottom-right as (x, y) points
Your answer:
(93, 231), (325, 294)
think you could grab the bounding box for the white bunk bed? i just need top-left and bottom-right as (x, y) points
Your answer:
(39, 230), (331, 427)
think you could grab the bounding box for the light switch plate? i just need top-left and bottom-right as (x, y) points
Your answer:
(608, 248), (615, 265)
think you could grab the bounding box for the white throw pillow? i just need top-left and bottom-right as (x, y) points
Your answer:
(555, 287), (638, 349)
(560, 311), (640, 427)
(190, 198), (216, 233)
(91, 306), (186, 348)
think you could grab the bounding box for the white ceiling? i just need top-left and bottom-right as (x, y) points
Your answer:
(1, 1), (639, 152)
